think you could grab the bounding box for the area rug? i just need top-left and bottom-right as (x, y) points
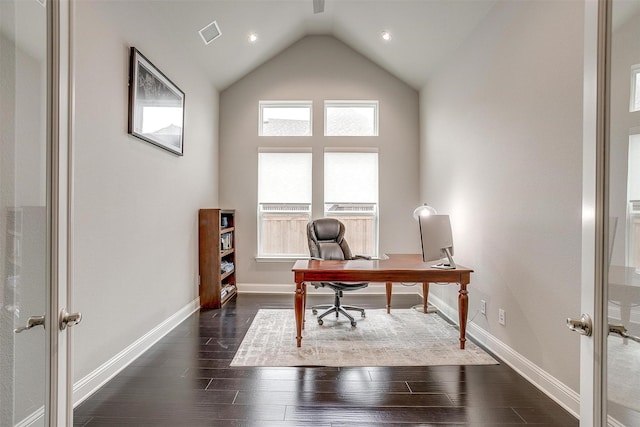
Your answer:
(230, 309), (498, 367)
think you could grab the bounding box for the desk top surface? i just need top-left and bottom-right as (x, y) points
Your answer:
(292, 253), (473, 273)
(609, 265), (640, 287)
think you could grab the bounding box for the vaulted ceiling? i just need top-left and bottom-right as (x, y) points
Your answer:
(11, 1), (640, 93)
(146, 0), (497, 90)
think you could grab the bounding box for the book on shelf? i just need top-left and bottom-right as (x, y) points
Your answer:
(221, 232), (232, 251)
(220, 284), (236, 300)
(221, 260), (234, 274)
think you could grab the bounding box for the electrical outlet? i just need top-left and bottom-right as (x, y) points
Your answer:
(498, 308), (506, 326)
(480, 300), (486, 315)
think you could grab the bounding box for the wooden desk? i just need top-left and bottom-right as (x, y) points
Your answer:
(292, 253), (474, 349)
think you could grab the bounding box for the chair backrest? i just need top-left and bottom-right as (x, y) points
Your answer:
(307, 218), (354, 261)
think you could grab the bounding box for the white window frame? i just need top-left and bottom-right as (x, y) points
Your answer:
(324, 100), (379, 136)
(259, 100), (313, 136)
(630, 65), (640, 112)
(257, 148), (312, 259)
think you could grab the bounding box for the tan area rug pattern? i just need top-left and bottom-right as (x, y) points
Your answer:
(231, 309), (498, 367)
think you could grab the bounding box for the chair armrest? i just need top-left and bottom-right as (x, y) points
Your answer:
(353, 255), (372, 260)
(310, 257), (323, 261)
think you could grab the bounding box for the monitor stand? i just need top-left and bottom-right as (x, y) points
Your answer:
(431, 248), (456, 269)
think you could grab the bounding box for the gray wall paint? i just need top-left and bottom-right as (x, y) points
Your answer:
(220, 36), (421, 286)
(73, 1), (219, 380)
(420, 0), (583, 391)
(68, 0), (587, 399)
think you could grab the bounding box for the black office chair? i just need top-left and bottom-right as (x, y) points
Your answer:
(307, 218), (369, 327)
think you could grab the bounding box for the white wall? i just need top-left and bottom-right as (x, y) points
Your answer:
(67, 0), (589, 410)
(220, 35), (421, 287)
(73, 1), (219, 381)
(420, 0), (584, 393)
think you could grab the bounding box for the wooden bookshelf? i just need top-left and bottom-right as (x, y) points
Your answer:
(198, 209), (237, 308)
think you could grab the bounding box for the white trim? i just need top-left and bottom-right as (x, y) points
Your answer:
(257, 146), (312, 153)
(630, 64), (640, 112)
(60, 287), (583, 423)
(25, 287), (581, 426)
(49, 0), (73, 422)
(72, 298), (200, 407)
(15, 407), (45, 427)
(255, 256), (302, 263)
(607, 415), (627, 427)
(239, 283), (582, 419)
(426, 293), (580, 418)
(324, 100), (379, 136)
(582, 1), (608, 424)
(324, 147), (379, 153)
(19, 298), (199, 425)
(258, 100), (313, 136)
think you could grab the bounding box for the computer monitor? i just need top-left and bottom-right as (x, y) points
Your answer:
(419, 214), (456, 269)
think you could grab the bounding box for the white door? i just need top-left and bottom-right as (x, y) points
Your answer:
(0, 0), (76, 425)
(579, 1), (640, 425)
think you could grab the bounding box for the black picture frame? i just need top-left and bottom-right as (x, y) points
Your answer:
(128, 47), (185, 156)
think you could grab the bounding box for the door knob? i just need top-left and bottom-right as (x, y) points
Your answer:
(566, 314), (593, 336)
(59, 309), (82, 330)
(609, 324), (640, 343)
(14, 315), (45, 333)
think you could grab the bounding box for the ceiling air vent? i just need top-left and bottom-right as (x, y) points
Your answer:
(199, 20), (222, 45)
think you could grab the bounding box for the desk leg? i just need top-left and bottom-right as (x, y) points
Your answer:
(386, 282), (392, 313)
(458, 283), (468, 349)
(422, 282), (430, 313)
(295, 281), (305, 347)
(621, 300), (631, 329)
(302, 283), (307, 330)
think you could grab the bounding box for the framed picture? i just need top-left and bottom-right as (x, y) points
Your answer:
(128, 47), (185, 156)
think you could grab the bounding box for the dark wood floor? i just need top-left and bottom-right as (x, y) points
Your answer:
(74, 293), (578, 426)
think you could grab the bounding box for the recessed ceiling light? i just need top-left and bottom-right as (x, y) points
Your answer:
(248, 33), (258, 43)
(381, 31), (392, 41)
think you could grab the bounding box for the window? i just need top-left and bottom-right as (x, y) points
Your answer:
(631, 65), (640, 112)
(627, 134), (640, 268)
(257, 150), (312, 257)
(324, 150), (379, 257)
(259, 101), (312, 136)
(325, 101), (378, 136)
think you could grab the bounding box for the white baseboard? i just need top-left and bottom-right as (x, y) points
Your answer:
(426, 292), (580, 419)
(238, 282), (422, 295)
(15, 407), (44, 427)
(69, 287), (581, 422)
(608, 415), (626, 427)
(241, 281), (580, 418)
(72, 298), (200, 407)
